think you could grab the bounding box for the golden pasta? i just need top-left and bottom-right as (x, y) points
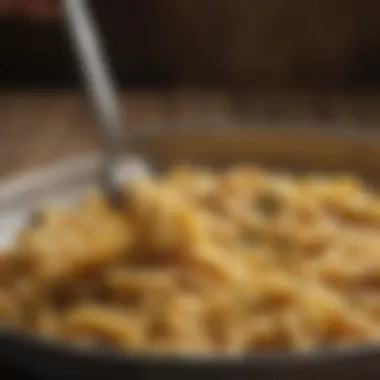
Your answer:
(1, 166), (380, 354)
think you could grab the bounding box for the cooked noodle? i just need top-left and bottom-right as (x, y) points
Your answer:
(1, 166), (380, 354)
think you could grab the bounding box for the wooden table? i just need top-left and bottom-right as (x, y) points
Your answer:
(1, 89), (380, 179)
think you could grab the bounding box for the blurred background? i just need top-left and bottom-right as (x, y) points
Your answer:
(1, 0), (380, 177)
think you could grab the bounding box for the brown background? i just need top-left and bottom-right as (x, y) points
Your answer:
(1, 0), (380, 87)
(1, 90), (380, 180)
(1, 1), (380, 179)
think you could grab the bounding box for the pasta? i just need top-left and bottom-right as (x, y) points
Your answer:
(1, 166), (380, 354)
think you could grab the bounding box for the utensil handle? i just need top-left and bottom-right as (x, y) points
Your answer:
(61, 0), (125, 159)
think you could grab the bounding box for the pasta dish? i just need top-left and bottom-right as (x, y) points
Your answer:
(1, 166), (380, 354)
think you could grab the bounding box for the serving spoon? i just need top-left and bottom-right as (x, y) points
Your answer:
(61, 0), (127, 206)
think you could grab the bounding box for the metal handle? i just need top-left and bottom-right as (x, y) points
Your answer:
(61, 0), (125, 158)
(61, 0), (126, 203)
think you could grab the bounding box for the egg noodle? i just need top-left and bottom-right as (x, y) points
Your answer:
(1, 166), (380, 354)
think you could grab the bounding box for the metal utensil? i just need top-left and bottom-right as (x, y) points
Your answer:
(61, 0), (125, 205)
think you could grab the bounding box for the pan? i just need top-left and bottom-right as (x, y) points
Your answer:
(1, 128), (380, 380)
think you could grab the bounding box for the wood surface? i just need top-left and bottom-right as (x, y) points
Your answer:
(0, 90), (380, 179)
